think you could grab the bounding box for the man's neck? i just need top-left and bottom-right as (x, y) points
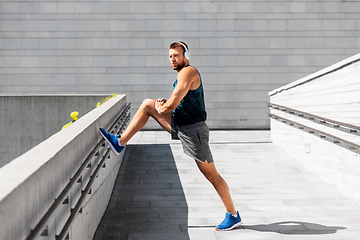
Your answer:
(177, 63), (190, 73)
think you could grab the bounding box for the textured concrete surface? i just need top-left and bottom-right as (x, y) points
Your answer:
(94, 131), (360, 240)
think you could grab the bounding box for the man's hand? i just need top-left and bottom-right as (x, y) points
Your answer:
(156, 98), (167, 104)
(155, 98), (167, 114)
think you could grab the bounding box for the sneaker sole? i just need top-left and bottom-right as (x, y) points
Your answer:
(215, 221), (242, 231)
(99, 129), (120, 156)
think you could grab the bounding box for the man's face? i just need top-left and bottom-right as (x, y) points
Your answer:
(169, 47), (186, 71)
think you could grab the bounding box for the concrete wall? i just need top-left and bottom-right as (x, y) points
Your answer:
(269, 53), (360, 203)
(0, 95), (128, 240)
(0, 94), (121, 168)
(1, 1), (360, 129)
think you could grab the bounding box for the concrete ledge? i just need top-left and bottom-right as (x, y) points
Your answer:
(0, 95), (128, 240)
(269, 52), (360, 96)
(0, 94), (121, 167)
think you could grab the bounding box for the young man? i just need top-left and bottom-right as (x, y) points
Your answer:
(99, 41), (242, 231)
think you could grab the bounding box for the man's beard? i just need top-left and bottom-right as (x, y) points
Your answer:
(172, 60), (186, 71)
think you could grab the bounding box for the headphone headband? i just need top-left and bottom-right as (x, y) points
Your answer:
(173, 41), (190, 60)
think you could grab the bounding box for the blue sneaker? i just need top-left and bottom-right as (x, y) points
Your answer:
(215, 211), (242, 231)
(99, 128), (124, 156)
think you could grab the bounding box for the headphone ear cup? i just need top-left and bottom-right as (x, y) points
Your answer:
(174, 41), (190, 60)
(184, 51), (190, 60)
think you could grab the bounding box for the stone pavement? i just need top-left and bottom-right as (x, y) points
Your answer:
(94, 131), (360, 240)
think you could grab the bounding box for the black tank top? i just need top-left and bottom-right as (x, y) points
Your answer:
(172, 66), (207, 126)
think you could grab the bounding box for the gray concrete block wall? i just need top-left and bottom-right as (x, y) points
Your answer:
(1, 1), (360, 129)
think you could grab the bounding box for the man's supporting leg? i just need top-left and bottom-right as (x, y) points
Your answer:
(119, 99), (172, 146)
(195, 160), (237, 215)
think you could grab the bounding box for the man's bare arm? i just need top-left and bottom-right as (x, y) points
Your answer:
(156, 67), (199, 114)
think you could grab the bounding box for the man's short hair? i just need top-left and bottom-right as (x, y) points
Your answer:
(169, 41), (189, 55)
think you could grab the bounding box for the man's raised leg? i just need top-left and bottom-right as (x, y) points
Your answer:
(119, 99), (172, 146)
(100, 98), (172, 155)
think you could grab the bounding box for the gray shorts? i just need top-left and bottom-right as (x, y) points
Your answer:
(171, 118), (214, 163)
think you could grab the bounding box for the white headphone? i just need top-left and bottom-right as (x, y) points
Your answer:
(174, 41), (190, 60)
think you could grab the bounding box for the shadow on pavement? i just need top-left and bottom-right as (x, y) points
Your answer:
(94, 144), (190, 240)
(242, 221), (346, 235)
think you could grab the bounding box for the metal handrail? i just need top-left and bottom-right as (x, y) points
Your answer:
(26, 103), (131, 240)
(268, 112), (360, 154)
(267, 102), (360, 136)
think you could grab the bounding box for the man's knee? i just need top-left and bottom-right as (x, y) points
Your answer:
(140, 99), (155, 110)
